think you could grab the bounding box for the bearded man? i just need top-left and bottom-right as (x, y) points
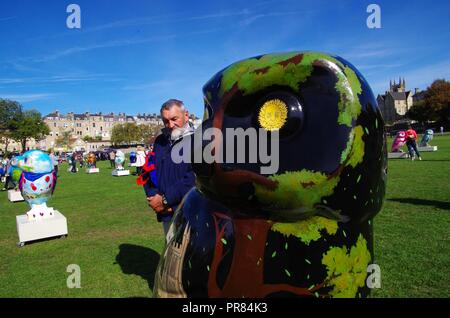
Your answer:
(145, 99), (196, 241)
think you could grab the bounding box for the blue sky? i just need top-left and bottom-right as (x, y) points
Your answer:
(0, 0), (449, 118)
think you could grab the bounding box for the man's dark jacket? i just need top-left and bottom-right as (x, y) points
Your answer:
(144, 132), (195, 222)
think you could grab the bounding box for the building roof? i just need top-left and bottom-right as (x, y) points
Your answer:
(44, 112), (61, 118)
(74, 114), (87, 120)
(388, 91), (408, 100)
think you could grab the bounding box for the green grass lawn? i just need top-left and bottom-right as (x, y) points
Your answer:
(0, 162), (165, 297)
(1, 135), (449, 298)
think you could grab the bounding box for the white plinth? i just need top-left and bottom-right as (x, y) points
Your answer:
(388, 152), (410, 159)
(8, 190), (24, 202)
(87, 168), (99, 173)
(16, 210), (68, 246)
(112, 169), (130, 176)
(418, 146), (437, 152)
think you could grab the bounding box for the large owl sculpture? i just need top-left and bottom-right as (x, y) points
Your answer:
(17, 150), (57, 221)
(115, 150), (126, 170)
(419, 129), (434, 147)
(154, 52), (387, 298)
(391, 131), (406, 152)
(129, 151), (137, 164)
(87, 152), (97, 168)
(9, 155), (24, 187)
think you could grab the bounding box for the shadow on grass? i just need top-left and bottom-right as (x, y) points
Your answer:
(115, 244), (161, 292)
(388, 198), (450, 210)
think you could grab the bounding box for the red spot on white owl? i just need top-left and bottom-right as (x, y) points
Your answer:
(45, 176), (50, 182)
(31, 183), (37, 191)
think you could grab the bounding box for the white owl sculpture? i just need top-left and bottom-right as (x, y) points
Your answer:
(18, 150), (57, 221)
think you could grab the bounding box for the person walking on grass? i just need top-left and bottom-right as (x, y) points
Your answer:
(405, 124), (422, 161)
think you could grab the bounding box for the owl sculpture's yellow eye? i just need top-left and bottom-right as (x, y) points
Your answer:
(258, 99), (288, 131)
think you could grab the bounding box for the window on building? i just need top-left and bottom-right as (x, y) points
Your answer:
(54, 123), (57, 127)
(93, 123), (96, 128)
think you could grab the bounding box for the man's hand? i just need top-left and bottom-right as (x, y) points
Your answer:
(147, 195), (173, 214)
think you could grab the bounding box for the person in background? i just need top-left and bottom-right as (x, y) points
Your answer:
(70, 152), (78, 173)
(145, 99), (196, 241)
(0, 160), (5, 185)
(405, 124), (422, 161)
(49, 150), (59, 176)
(135, 146), (146, 175)
(1, 155), (14, 190)
(109, 150), (116, 169)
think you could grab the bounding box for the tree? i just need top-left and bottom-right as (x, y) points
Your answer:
(111, 123), (140, 146)
(123, 122), (140, 145)
(406, 100), (435, 124)
(139, 124), (163, 145)
(0, 99), (23, 154)
(111, 124), (125, 146)
(56, 131), (77, 150)
(424, 79), (450, 124)
(82, 135), (94, 142)
(11, 110), (50, 151)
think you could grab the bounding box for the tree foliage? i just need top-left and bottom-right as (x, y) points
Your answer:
(424, 79), (450, 124)
(407, 79), (450, 125)
(10, 109), (50, 151)
(111, 123), (140, 145)
(139, 124), (163, 145)
(0, 99), (23, 153)
(111, 123), (162, 146)
(406, 100), (435, 124)
(57, 131), (77, 149)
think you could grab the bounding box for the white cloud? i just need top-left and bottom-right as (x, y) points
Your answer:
(0, 93), (60, 103)
(369, 58), (450, 94)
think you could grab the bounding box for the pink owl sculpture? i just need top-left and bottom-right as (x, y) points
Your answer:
(391, 131), (406, 152)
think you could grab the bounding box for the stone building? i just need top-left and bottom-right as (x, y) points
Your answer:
(1, 109), (202, 153)
(377, 77), (419, 124)
(42, 111), (201, 152)
(42, 111), (164, 151)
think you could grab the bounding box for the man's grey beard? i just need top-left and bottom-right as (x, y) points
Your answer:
(170, 121), (191, 141)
